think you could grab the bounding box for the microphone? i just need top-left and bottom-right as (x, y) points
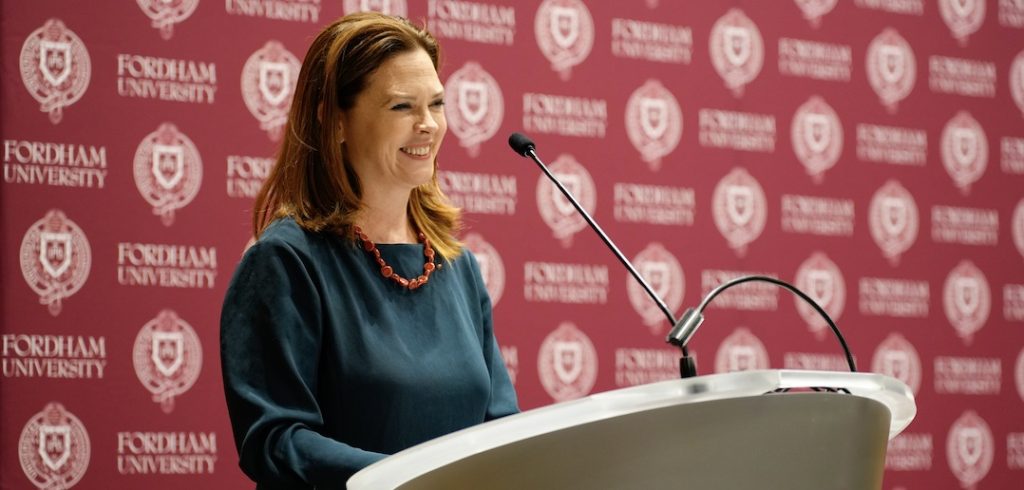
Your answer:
(507, 132), (698, 378)
(509, 132), (535, 157)
(508, 132), (858, 379)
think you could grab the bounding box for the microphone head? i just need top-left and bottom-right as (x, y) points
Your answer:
(508, 132), (535, 157)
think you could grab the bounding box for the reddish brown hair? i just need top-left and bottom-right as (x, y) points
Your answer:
(252, 12), (462, 258)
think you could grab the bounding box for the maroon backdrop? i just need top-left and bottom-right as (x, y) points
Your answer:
(3, 1), (1024, 488)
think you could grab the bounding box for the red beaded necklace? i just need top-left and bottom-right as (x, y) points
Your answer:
(352, 225), (440, 290)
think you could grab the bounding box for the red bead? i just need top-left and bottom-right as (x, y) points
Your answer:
(355, 226), (439, 290)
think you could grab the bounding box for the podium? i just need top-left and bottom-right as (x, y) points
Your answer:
(348, 370), (916, 490)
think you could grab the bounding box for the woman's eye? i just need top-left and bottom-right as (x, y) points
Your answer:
(391, 103), (411, 111)
(431, 100), (445, 107)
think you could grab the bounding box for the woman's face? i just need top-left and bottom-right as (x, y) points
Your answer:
(340, 48), (446, 196)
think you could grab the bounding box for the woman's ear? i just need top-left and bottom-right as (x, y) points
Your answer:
(336, 114), (346, 144)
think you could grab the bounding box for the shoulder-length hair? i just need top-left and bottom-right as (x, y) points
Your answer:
(252, 12), (462, 259)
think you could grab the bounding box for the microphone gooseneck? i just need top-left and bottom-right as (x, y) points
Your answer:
(507, 132), (697, 378)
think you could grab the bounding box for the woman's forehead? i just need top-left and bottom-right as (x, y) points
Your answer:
(365, 50), (442, 97)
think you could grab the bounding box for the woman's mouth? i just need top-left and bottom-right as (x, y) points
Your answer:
(400, 145), (431, 157)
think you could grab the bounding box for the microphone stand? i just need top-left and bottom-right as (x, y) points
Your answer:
(509, 133), (698, 378)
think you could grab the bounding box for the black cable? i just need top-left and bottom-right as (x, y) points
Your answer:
(697, 275), (857, 373)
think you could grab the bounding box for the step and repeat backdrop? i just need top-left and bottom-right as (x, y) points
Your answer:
(3, 0), (1024, 488)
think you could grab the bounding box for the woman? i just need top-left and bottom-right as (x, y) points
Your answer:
(220, 13), (518, 488)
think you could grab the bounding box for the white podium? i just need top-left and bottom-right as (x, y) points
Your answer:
(348, 370), (916, 490)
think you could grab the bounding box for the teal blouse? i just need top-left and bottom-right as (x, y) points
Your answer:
(220, 218), (519, 489)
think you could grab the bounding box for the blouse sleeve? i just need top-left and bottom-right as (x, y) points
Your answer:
(220, 238), (386, 488)
(467, 252), (520, 421)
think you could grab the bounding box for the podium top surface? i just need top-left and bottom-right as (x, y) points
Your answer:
(348, 370), (916, 489)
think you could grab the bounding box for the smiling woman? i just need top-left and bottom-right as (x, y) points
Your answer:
(220, 12), (518, 490)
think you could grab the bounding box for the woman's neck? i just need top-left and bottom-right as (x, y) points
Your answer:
(354, 190), (416, 244)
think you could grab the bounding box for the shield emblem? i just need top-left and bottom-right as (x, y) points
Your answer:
(639, 98), (669, 140)
(953, 277), (980, 316)
(950, 0), (975, 17)
(361, 0), (391, 12)
(807, 269), (834, 307)
(879, 45), (905, 84)
(552, 173), (581, 216)
(259, 62), (291, 106)
(951, 128), (978, 167)
(39, 232), (72, 279)
(957, 427), (984, 466)
(726, 185), (754, 226)
(153, 331), (185, 377)
(457, 81), (488, 125)
(723, 26), (751, 67)
(881, 197), (908, 236)
(152, 144), (185, 190)
(39, 41), (72, 87)
(729, 346), (756, 371)
(882, 351), (910, 380)
(476, 254), (491, 285)
(553, 341), (583, 383)
(550, 7), (580, 49)
(803, 114), (831, 153)
(38, 425), (71, 472)
(640, 261), (671, 298)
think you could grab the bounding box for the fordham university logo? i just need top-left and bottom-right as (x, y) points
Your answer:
(20, 210), (91, 316)
(133, 123), (203, 226)
(1014, 198), (1024, 260)
(534, 0), (595, 81)
(535, 154), (596, 248)
(940, 111), (988, 195)
(133, 310), (203, 414)
(794, 252), (845, 339)
(868, 180), (919, 266)
(946, 411), (994, 488)
(866, 28), (916, 113)
(463, 233), (506, 308)
(794, 0), (838, 28)
(709, 8), (764, 97)
(943, 260), (991, 345)
(714, 327), (770, 373)
(19, 19), (91, 124)
(444, 62), (504, 158)
(791, 95), (843, 183)
(1017, 347), (1024, 403)
(18, 402), (90, 490)
(1012, 50), (1024, 119)
(712, 167), (767, 257)
(136, 0), (199, 40)
(939, 0), (986, 46)
(627, 243), (684, 335)
(871, 333), (922, 395)
(241, 41), (301, 141)
(624, 79), (683, 171)
(343, 0), (408, 16)
(537, 322), (598, 402)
